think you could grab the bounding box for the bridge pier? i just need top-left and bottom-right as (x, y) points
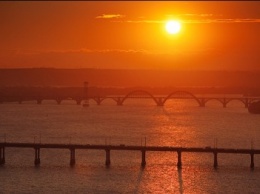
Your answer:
(199, 99), (206, 107)
(250, 153), (254, 169)
(34, 148), (40, 166)
(116, 97), (123, 106)
(213, 151), (218, 168)
(94, 97), (102, 105)
(117, 102), (123, 106)
(244, 98), (249, 108)
(156, 102), (164, 106)
(156, 98), (164, 106)
(141, 150), (146, 167)
(105, 149), (111, 166)
(56, 99), (62, 105)
(37, 99), (42, 104)
(70, 148), (76, 166)
(223, 98), (227, 108)
(177, 150), (182, 169)
(76, 100), (81, 105)
(0, 147), (5, 165)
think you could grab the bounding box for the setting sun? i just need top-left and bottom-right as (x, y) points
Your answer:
(165, 20), (181, 34)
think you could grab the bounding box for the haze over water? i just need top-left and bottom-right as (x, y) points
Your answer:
(0, 99), (260, 193)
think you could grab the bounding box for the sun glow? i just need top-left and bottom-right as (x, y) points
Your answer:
(165, 20), (181, 34)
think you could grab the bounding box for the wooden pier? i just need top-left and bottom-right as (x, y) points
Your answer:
(0, 142), (259, 169)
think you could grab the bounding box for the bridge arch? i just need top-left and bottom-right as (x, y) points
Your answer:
(88, 97), (116, 105)
(204, 98), (226, 107)
(96, 97), (119, 105)
(88, 97), (101, 105)
(225, 98), (247, 107)
(120, 90), (159, 105)
(163, 91), (201, 106)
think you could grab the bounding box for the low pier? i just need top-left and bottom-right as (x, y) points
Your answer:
(0, 146), (5, 165)
(34, 147), (40, 165)
(0, 142), (259, 169)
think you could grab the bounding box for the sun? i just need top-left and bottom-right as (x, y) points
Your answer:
(165, 20), (181, 34)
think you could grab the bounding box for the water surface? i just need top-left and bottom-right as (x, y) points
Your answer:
(0, 99), (259, 193)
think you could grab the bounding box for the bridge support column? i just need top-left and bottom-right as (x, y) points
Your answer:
(70, 148), (76, 166)
(34, 148), (40, 166)
(105, 149), (111, 166)
(141, 150), (146, 167)
(37, 99), (42, 104)
(250, 153), (254, 169)
(96, 98), (102, 105)
(0, 147), (5, 165)
(177, 150), (182, 169)
(156, 98), (164, 106)
(245, 98), (249, 108)
(223, 98), (227, 108)
(199, 99), (206, 107)
(117, 101), (123, 106)
(76, 100), (81, 105)
(213, 151), (218, 168)
(116, 98), (123, 106)
(56, 99), (62, 105)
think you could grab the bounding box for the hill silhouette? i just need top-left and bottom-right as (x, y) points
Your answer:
(1, 68), (260, 95)
(0, 68), (260, 89)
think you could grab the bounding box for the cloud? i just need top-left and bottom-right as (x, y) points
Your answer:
(168, 13), (216, 17)
(112, 18), (260, 24)
(0, 48), (160, 69)
(178, 13), (216, 17)
(113, 20), (163, 23)
(41, 49), (148, 54)
(183, 18), (260, 23)
(117, 18), (260, 24)
(1, 47), (259, 70)
(96, 14), (125, 19)
(94, 11), (260, 24)
(0, 49), (151, 59)
(105, 12), (260, 24)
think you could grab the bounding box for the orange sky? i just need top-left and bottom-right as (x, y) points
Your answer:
(0, 1), (259, 70)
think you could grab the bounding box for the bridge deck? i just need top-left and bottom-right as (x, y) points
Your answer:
(1, 142), (259, 154)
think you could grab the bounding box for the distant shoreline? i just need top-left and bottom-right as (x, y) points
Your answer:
(1, 68), (260, 90)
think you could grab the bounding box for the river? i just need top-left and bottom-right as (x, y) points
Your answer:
(0, 99), (260, 193)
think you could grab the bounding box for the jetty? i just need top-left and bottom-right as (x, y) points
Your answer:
(0, 142), (259, 169)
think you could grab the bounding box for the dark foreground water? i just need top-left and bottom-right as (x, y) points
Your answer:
(0, 99), (260, 193)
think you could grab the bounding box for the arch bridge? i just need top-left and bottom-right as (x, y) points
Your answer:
(1, 89), (259, 108)
(90, 90), (199, 106)
(88, 90), (259, 108)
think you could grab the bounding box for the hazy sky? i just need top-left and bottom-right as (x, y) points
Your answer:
(0, 1), (259, 70)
